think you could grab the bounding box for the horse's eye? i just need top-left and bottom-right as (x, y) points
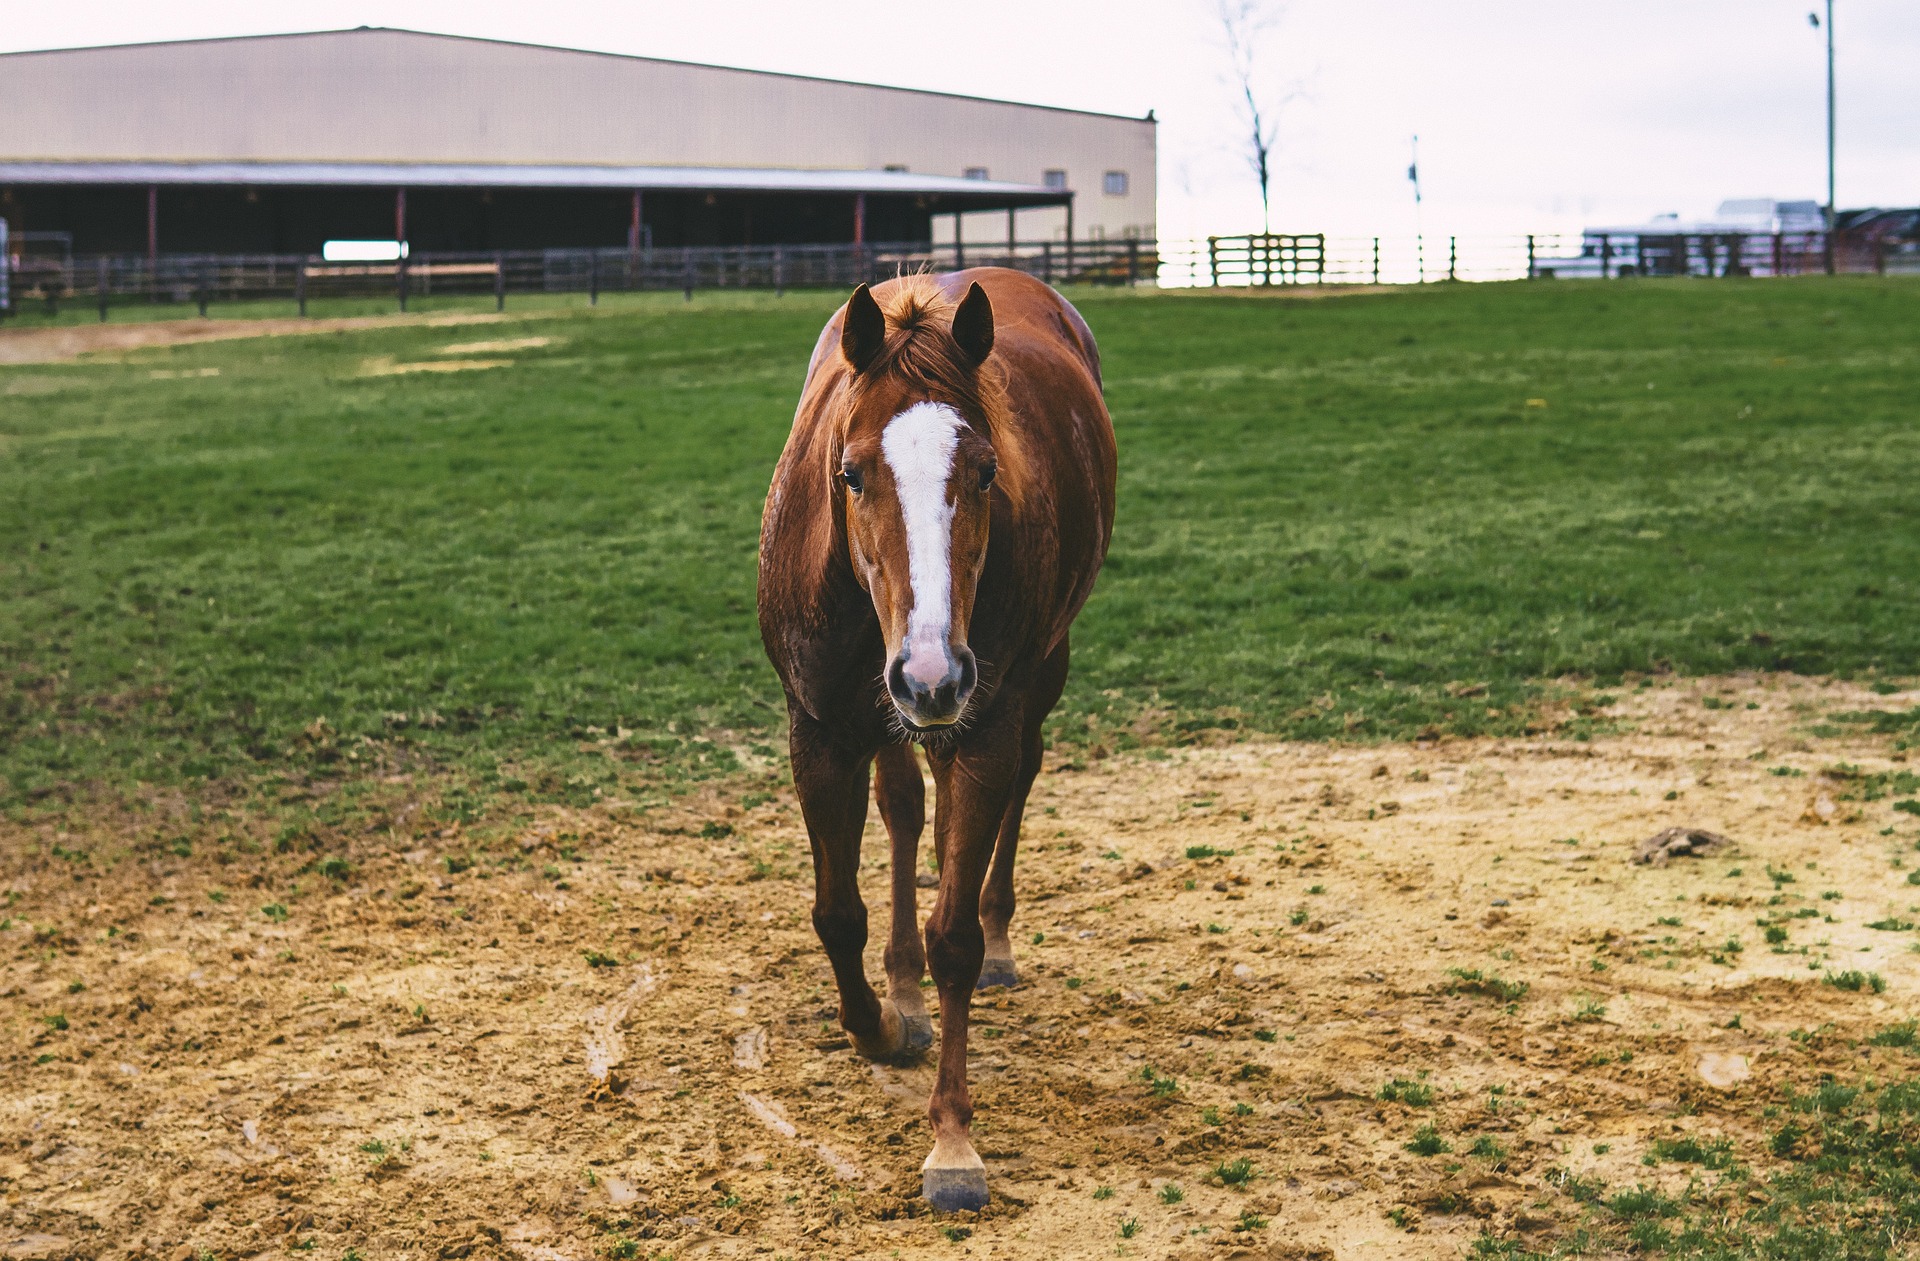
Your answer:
(841, 466), (864, 494)
(978, 461), (997, 492)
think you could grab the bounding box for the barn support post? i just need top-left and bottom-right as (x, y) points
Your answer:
(146, 185), (159, 299)
(1007, 207), (1016, 264)
(394, 188), (409, 312)
(1064, 200), (1074, 282)
(628, 190), (643, 257)
(954, 213), (965, 271)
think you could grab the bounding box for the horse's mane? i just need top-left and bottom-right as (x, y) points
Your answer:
(844, 274), (1026, 509)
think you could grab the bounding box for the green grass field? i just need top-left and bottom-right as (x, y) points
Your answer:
(2, 278), (1917, 817)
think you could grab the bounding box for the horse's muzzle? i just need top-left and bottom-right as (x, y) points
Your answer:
(887, 643), (977, 728)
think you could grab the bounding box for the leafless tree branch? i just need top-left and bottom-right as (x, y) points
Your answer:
(1217, 0), (1284, 233)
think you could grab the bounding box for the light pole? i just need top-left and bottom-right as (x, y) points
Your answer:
(1408, 135), (1424, 283)
(1811, 2), (1835, 273)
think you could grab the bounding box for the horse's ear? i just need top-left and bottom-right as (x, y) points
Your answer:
(840, 283), (886, 374)
(951, 282), (995, 366)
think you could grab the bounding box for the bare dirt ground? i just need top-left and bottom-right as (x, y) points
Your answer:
(4, 675), (1918, 1261)
(0, 313), (516, 366)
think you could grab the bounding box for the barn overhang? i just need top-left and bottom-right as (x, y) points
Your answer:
(0, 160), (1073, 254)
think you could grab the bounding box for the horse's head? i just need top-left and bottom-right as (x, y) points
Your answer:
(835, 279), (1000, 731)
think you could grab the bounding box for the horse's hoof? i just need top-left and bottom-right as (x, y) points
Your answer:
(922, 1162), (991, 1212)
(851, 1000), (928, 1062)
(976, 958), (1018, 990)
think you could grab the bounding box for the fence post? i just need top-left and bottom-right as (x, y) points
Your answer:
(1526, 234), (1536, 280)
(1372, 237), (1380, 285)
(1771, 232), (1783, 276)
(97, 257), (110, 323)
(589, 252), (599, 306)
(1601, 237), (1613, 279)
(1448, 236), (1457, 282)
(1208, 236), (1220, 287)
(1126, 238), (1138, 286)
(296, 260), (307, 316)
(197, 264), (211, 317)
(494, 253), (505, 311)
(683, 250), (694, 302)
(774, 246), (786, 297)
(1041, 242), (1052, 284)
(397, 252), (408, 313)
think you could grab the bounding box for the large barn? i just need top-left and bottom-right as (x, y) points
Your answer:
(0, 28), (1156, 258)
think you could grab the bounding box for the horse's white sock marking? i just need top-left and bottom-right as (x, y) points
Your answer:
(882, 402), (965, 679)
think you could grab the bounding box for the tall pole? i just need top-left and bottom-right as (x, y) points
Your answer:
(1408, 135), (1424, 283)
(1824, 0), (1836, 274)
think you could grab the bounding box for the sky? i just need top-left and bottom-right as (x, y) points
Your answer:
(5, 0), (1915, 240)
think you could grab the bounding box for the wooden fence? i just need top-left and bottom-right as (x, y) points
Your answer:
(0, 238), (1159, 318)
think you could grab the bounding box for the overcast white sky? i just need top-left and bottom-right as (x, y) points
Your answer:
(6, 1), (1916, 238)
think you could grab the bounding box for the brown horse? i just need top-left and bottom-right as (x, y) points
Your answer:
(757, 268), (1115, 1209)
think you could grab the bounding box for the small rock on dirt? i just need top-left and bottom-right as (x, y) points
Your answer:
(1697, 1051), (1751, 1090)
(1632, 827), (1734, 865)
(732, 1026), (768, 1071)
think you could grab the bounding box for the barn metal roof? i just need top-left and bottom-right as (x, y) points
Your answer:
(0, 160), (1073, 205)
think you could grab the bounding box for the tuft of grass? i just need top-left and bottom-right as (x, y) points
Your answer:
(1211, 1157), (1256, 1186)
(1158, 1183), (1185, 1205)
(1379, 1077), (1436, 1107)
(1645, 1135), (1735, 1171)
(1118, 1218), (1140, 1239)
(1092, 1185), (1114, 1201)
(1572, 996), (1609, 1023)
(1138, 1066), (1179, 1098)
(1467, 1136), (1508, 1162)
(1446, 967), (1530, 1003)
(260, 902), (289, 922)
(1869, 1021), (1918, 1048)
(581, 950), (619, 968)
(1405, 1124), (1452, 1157)
(1823, 969), (1887, 994)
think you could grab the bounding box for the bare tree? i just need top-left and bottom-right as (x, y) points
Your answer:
(1217, 0), (1284, 233)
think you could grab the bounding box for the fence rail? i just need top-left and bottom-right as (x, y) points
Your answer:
(2, 230), (1913, 317)
(0, 238), (1159, 318)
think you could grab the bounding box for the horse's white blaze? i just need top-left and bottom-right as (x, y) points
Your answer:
(881, 402), (965, 680)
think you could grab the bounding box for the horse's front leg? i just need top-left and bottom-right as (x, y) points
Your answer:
(788, 717), (909, 1060)
(875, 743), (934, 1052)
(919, 713), (1025, 1211)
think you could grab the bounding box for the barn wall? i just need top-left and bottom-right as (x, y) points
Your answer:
(0, 30), (1155, 243)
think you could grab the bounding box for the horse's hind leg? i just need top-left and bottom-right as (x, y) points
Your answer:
(875, 743), (933, 1052)
(978, 640), (1069, 990)
(788, 718), (907, 1061)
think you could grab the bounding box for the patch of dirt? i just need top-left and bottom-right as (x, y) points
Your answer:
(0, 312), (519, 366)
(3, 675), (1918, 1259)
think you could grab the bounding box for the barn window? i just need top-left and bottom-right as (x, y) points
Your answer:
(1103, 171), (1129, 197)
(964, 167), (989, 181)
(1043, 169), (1067, 190)
(884, 164), (908, 172)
